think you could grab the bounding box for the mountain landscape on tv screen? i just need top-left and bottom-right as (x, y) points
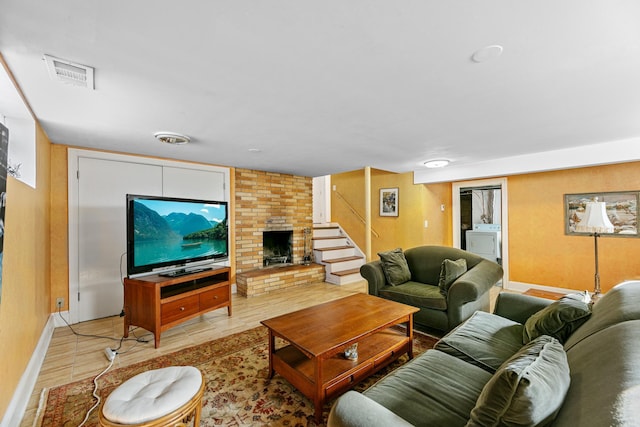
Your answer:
(134, 201), (226, 241)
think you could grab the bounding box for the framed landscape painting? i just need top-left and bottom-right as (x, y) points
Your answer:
(564, 191), (639, 237)
(380, 188), (399, 217)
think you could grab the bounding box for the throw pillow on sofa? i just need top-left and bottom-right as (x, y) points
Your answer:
(438, 258), (467, 295)
(378, 248), (411, 286)
(466, 335), (570, 427)
(523, 293), (592, 344)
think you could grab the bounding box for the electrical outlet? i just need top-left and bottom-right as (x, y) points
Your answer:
(56, 297), (64, 308)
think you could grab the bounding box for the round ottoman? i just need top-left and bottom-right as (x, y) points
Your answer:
(99, 366), (204, 426)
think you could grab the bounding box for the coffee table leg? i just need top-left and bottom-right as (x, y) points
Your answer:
(407, 315), (415, 359)
(314, 359), (323, 423)
(267, 329), (275, 379)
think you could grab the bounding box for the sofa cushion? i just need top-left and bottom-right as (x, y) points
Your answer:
(438, 258), (467, 295)
(379, 282), (447, 311)
(523, 293), (592, 344)
(435, 311), (524, 373)
(466, 335), (570, 427)
(404, 246), (484, 285)
(377, 248), (411, 286)
(364, 349), (492, 427)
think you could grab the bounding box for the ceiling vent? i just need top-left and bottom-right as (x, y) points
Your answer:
(43, 54), (94, 89)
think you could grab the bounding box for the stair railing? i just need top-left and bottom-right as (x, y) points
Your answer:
(335, 191), (380, 238)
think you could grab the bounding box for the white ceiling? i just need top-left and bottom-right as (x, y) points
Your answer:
(1, 0), (640, 179)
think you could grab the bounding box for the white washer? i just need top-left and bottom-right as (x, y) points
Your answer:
(466, 229), (501, 263)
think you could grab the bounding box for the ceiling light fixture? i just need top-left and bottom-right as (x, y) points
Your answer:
(424, 159), (450, 168)
(471, 45), (504, 63)
(154, 131), (191, 145)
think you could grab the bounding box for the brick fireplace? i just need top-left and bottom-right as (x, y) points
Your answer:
(234, 169), (324, 296)
(263, 229), (293, 266)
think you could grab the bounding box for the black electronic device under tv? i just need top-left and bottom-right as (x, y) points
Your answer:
(126, 194), (229, 277)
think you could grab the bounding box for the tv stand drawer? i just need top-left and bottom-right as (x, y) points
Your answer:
(162, 295), (199, 325)
(200, 286), (229, 310)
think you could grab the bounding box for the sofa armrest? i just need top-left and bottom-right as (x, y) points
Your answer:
(493, 292), (553, 324)
(445, 259), (503, 328)
(448, 259), (503, 304)
(327, 391), (413, 427)
(360, 261), (387, 296)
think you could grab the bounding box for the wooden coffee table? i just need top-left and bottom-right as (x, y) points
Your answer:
(261, 293), (419, 422)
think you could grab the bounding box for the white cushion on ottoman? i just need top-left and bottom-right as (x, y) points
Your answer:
(102, 366), (203, 424)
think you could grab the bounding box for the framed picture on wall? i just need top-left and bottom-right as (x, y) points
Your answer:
(380, 188), (399, 217)
(564, 191), (639, 237)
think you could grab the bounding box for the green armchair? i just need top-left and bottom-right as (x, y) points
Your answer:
(361, 245), (503, 333)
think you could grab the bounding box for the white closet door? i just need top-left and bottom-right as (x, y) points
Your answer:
(77, 157), (162, 322)
(162, 166), (225, 200)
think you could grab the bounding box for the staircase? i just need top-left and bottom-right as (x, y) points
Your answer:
(312, 224), (365, 285)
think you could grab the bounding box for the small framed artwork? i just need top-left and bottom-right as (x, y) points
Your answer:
(380, 188), (399, 217)
(564, 191), (639, 237)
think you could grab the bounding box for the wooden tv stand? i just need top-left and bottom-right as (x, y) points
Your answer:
(123, 266), (231, 348)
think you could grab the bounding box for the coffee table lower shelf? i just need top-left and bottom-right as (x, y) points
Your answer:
(270, 328), (412, 420)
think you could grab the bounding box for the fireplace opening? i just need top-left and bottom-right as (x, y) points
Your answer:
(263, 230), (293, 266)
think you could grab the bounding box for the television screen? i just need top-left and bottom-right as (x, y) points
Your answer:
(126, 194), (229, 276)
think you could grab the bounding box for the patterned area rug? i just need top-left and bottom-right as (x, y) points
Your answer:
(36, 326), (437, 426)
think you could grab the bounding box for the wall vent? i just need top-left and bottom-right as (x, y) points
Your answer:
(43, 54), (94, 89)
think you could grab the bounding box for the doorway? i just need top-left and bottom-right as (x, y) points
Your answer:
(453, 178), (509, 287)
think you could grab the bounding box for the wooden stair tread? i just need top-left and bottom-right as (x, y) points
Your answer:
(313, 225), (339, 230)
(312, 235), (344, 240)
(323, 256), (363, 264)
(332, 268), (361, 276)
(314, 245), (353, 251)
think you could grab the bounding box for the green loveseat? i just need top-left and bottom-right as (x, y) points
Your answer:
(328, 281), (640, 427)
(361, 246), (503, 333)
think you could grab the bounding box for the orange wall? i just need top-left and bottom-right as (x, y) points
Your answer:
(508, 161), (640, 293)
(50, 145), (68, 311)
(331, 168), (451, 258)
(0, 124), (51, 417)
(333, 162), (640, 294)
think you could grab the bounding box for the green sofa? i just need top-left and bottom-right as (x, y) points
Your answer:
(328, 281), (640, 427)
(361, 246), (503, 333)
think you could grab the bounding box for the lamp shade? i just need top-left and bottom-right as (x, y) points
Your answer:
(575, 200), (614, 234)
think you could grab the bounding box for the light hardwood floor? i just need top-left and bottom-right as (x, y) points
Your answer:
(20, 280), (502, 426)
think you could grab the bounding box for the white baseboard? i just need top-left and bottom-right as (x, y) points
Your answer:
(52, 310), (70, 328)
(0, 314), (55, 427)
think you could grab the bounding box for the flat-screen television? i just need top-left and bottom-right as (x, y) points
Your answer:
(126, 194), (229, 277)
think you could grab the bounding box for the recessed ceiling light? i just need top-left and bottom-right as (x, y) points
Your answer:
(154, 132), (190, 145)
(424, 159), (450, 168)
(248, 148), (262, 153)
(471, 45), (504, 63)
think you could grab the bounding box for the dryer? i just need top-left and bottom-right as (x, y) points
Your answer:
(466, 224), (501, 263)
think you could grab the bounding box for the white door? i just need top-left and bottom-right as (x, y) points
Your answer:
(162, 166), (225, 200)
(312, 176), (331, 224)
(77, 157), (162, 322)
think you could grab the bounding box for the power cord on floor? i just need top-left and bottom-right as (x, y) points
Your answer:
(57, 307), (152, 346)
(78, 351), (116, 426)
